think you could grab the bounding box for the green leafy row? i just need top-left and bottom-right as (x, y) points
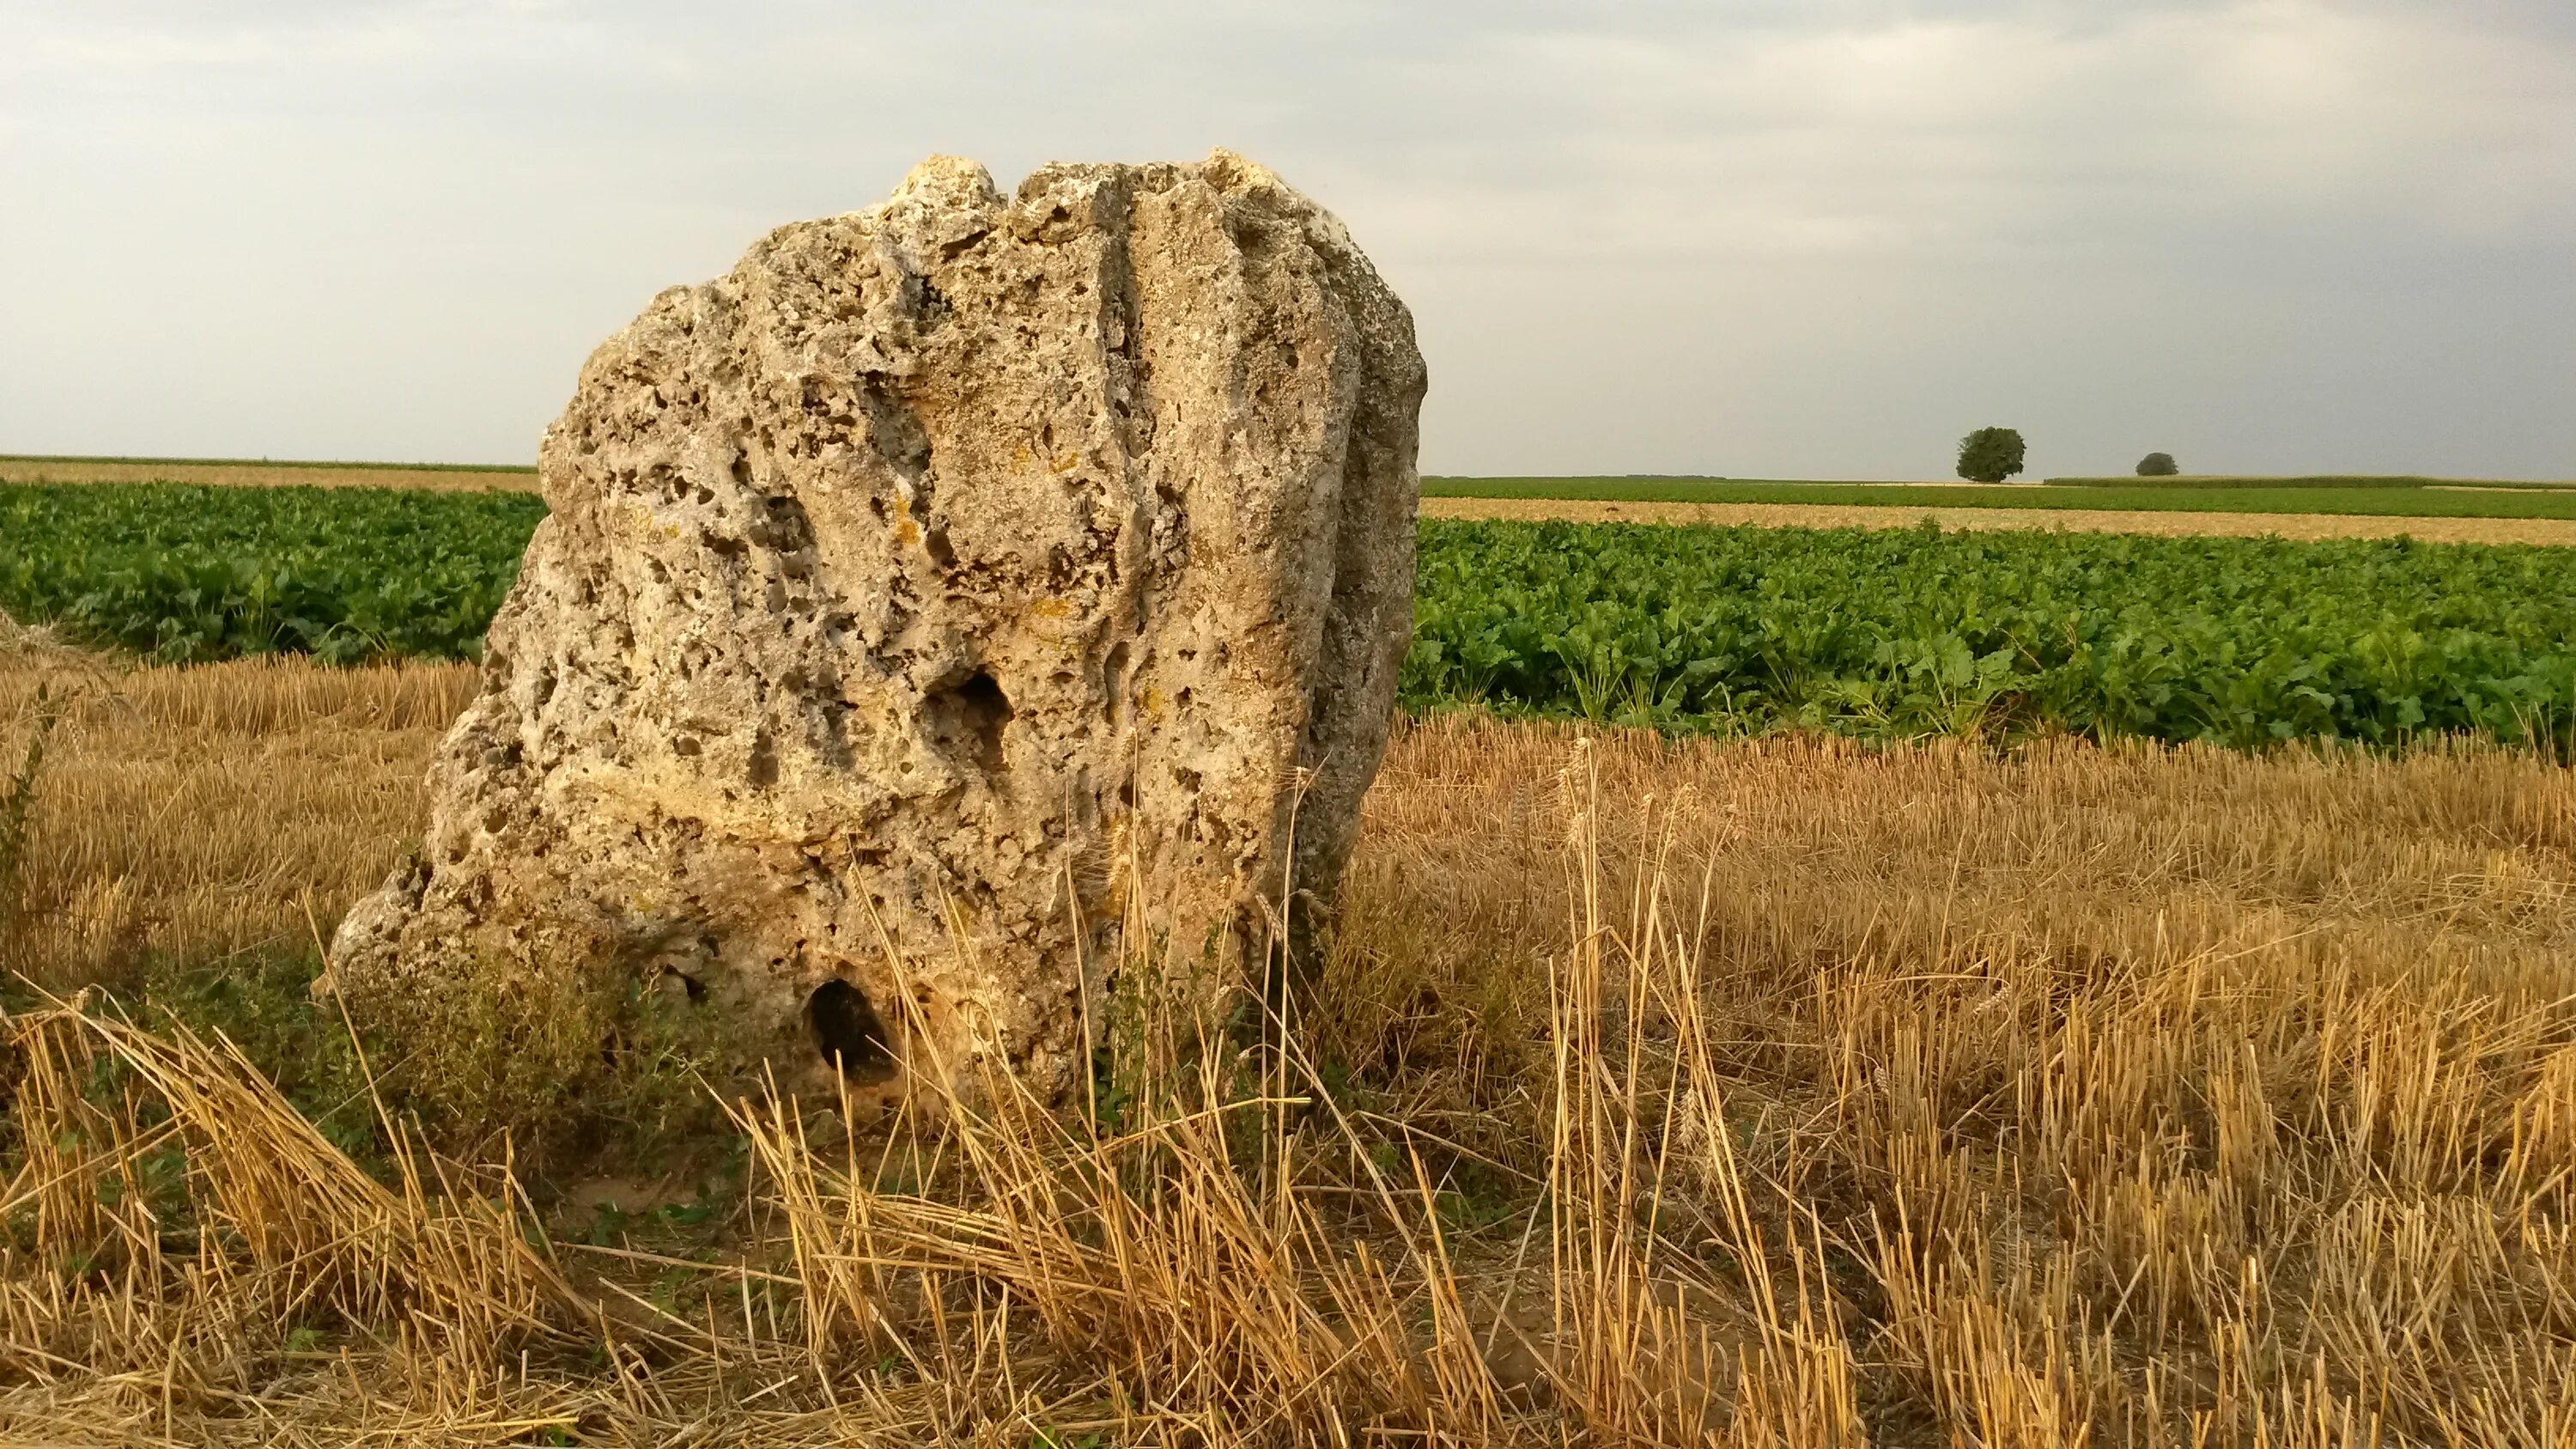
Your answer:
(0, 484), (545, 663)
(7, 484), (2572, 751)
(1403, 519), (2576, 749)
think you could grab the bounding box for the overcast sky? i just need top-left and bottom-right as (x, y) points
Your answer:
(3, 1), (2571, 479)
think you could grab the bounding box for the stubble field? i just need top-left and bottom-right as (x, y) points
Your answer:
(4, 645), (2573, 1445)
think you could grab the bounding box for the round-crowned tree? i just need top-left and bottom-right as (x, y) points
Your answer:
(2136, 452), (2179, 477)
(1955, 427), (2026, 484)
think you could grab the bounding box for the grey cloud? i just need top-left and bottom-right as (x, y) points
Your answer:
(0, 0), (2569, 478)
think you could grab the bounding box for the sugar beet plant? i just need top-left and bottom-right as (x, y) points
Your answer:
(0, 484), (544, 662)
(8, 484), (2574, 752)
(1403, 519), (2576, 751)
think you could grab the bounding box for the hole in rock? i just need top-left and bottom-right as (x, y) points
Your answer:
(806, 979), (897, 1084)
(926, 670), (1012, 774)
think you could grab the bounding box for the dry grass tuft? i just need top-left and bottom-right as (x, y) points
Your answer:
(3, 998), (597, 1371)
(2, 656), (2573, 1443)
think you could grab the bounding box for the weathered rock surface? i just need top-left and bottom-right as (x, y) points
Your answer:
(328, 150), (1425, 1105)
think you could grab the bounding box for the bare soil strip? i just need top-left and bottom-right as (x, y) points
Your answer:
(13, 463), (2575, 543)
(1425, 494), (2576, 545)
(0, 459), (538, 491)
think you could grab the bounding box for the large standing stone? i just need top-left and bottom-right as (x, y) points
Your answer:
(327, 151), (1425, 1109)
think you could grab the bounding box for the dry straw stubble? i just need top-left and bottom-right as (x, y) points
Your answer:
(3, 651), (2574, 1443)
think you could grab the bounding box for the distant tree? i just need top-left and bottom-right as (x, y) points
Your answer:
(1955, 427), (2026, 484)
(2136, 452), (2179, 477)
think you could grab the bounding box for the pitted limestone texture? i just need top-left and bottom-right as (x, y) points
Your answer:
(326, 150), (1426, 1105)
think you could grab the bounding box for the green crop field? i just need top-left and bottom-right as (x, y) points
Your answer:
(1406, 518), (2576, 750)
(7, 483), (2572, 751)
(0, 483), (544, 661)
(1426, 475), (2576, 519)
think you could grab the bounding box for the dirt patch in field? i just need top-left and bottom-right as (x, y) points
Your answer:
(0, 460), (538, 491)
(1425, 495), (2576, 545)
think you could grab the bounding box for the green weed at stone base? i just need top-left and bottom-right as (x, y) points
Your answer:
(2, 938), (741, 1190)
(337, 944), (739, 1169)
